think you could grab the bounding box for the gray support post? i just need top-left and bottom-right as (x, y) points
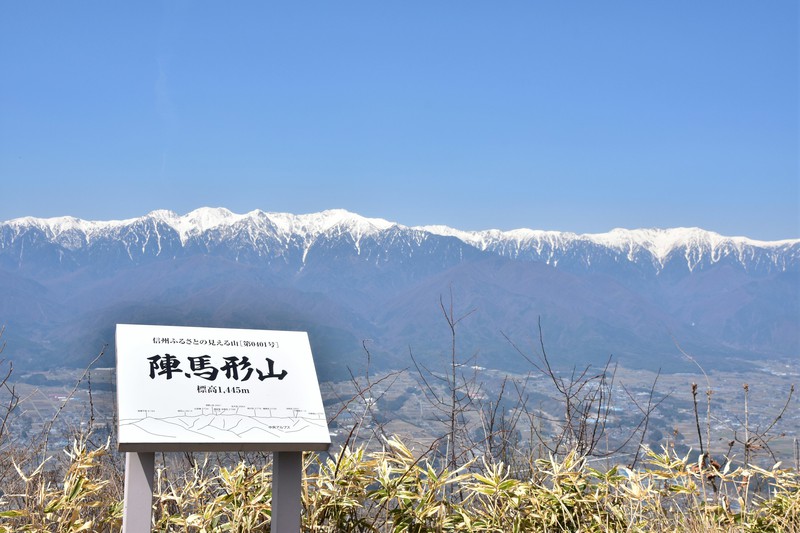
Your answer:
(122, 451), (155, 533)
(272, 451), (303, 532)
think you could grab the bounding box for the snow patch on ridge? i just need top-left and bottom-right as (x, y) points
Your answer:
(419, 224), (798, 271)
(3, 208), (797, 271)
(169, 208), (247, 244)
(6, 215), (137, 249)
(259, 209), (396, 262)
(264, 209), (394, 237)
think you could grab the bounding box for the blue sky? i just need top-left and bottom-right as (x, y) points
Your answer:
(1, 2), (797, 240)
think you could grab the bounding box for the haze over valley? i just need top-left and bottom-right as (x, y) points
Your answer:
(1, 207), (796, 380)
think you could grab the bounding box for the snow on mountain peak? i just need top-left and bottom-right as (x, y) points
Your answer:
(418, 225), (574, 251)
(587, 227), (710, 259)
(581, 227), (797, 269)
(416, 223), (798, 271)
(296, 209), (394, 234)
(256, 209), (395, 240)
(168, 207), (246, 241)
(6, 214), (137, 248)
(2, 208), (797, 272)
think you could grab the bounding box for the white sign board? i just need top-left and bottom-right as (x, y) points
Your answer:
(115, 324), (330, 452)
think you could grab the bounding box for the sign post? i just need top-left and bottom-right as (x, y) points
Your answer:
(272, 451), (303, 531)
(122, 452), (155, 532)
(116, 324), (330, 532)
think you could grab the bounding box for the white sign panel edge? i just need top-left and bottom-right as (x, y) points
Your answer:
(115, 324), (331, 452)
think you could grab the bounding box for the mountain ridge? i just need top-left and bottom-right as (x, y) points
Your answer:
(0, 208), (796, 378)
(3, 208), (797, 275)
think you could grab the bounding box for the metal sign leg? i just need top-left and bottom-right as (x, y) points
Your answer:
(272, 451), (302, 532)
(122, 452), (155, 533)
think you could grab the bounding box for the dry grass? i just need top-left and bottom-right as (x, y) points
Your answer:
(0, 330), (796, 531)
(0, 434), (797, 532)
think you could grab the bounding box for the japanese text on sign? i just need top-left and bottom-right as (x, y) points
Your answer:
(152, 337), (280, 348)
(147, 354), (288, 381)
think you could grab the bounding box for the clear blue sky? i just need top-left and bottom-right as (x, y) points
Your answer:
(1, 2), (797, 239)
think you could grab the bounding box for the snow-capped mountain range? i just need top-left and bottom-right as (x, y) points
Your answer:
(0, 208), (797, 379)
(3, 207), (797, 273)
